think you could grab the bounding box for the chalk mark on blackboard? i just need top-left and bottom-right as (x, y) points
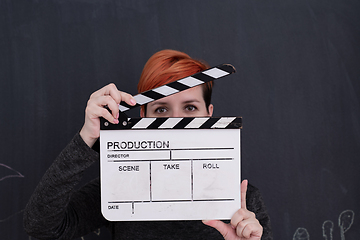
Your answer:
(339, 210), (354, 240)
(294, 209), (355, 240)
(0, 209), (24, 223)
(293, 227), (310, 240)
(0, 163), (25, 223)
(93, 228), (101, 235)
(81, 228), (101, 239)
(0, 163), (24, 181)
(322, 220), (334, 240)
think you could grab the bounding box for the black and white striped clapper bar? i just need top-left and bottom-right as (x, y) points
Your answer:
(100, 64), (242, 221)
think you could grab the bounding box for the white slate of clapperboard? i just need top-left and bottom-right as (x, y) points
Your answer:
(100, 129), (240, 221)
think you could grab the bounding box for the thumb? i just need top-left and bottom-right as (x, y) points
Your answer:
(202, 220), (236, 239)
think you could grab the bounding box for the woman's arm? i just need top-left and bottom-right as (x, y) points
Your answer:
(23, 83), (136, 239)
(23, 133), (105, 239)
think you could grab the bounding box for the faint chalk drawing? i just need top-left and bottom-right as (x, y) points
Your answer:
(294, 210), (355, 240)
(0, 209), (24, 223)
(0, 163), (24, 181)
(93, 228), (101, 235)
(322, 220), (334, 240)
(293, 227), (310, 240)
(81, 228), (102, 239)
(338, 210), (354, 240)
(0, 164), (24, 223)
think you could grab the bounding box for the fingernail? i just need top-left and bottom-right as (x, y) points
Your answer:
(113, 119), (119, 124)
(130, 99), (136, 105)
(116, 113), (119, 119)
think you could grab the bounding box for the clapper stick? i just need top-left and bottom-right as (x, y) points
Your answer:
(118, 64), (235, 112)
(100, 64), (237, 130)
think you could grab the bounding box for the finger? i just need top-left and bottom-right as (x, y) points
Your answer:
(86, 102), (118, 124)
(236, 219), (263, 239)
(241, 179), (248, 210)
(202, 220), (235, 239)
(103, 95), (120, 120)
(231, 209), (262, 239)
(240, 222), (263, 239)
(106, 85), (136, 107)
(89, 84), (120, 119)
(90, 84), (136, 119)
(90, 83), (136, 106)
(234, 214), (258, 237)
(90, 83), (118, 99)
(230, 208), (246, 228)
(87, 96), (119, 123)
(119, 91), (136, 106)
(106, 83), (121, 103)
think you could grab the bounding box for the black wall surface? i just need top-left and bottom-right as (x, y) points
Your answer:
(1, 0), (359, 239)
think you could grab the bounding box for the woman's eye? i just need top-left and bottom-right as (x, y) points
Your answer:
(185, 105), (197, 111)
(155, 107), (167, 114)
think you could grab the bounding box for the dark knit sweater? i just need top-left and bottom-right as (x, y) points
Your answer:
(23, 133), (272, 239)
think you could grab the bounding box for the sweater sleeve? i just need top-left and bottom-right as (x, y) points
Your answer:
(23, 133), (108, 240)
(246, 184), (273, 240)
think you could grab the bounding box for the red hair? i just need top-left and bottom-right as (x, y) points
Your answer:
(137, 49), (213, 115)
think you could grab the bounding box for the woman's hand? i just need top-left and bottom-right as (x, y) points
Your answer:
(202, 180), (263, 240)
(79, 83), (136, 147)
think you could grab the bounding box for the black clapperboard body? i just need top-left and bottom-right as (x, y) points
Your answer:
(100, 64), (242, 221)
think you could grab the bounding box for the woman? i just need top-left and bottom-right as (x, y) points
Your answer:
(24, 50), (272, 239)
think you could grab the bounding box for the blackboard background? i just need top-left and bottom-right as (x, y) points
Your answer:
(1, 0), (359, 239)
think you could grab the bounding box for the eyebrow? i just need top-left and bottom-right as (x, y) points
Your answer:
(149, 99), (201, 107)
(182, 100), (201, 104)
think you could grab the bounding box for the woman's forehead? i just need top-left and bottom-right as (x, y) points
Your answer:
(148, 86), (204, 106)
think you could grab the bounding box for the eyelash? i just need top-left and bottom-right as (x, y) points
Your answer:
(154, 107), (167, 114)
(185, 105), (197, 111)
(154, 105), (198, 114)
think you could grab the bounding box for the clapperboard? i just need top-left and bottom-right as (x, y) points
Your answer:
(100, 64), (242, 221)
